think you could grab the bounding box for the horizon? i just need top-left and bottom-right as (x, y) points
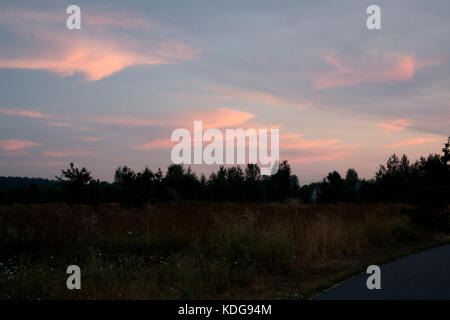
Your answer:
(0, 138), (447, 185)
(0, 1), (449, 184)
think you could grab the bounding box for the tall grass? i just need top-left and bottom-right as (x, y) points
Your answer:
(0, 203), (428, 299)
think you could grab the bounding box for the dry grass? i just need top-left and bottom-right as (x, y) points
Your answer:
(0, 202), (445, 299)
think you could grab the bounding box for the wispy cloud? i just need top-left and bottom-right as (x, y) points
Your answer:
(314, 52), (447, 89)
(76, 136), (103, 142)
(0, 139), (43, 151)
(281, 138), (342, 150)
(176, 87), (310, 110)
(329, 143), (366, 150)
(134, 139), (174, 150)
(135, 130), (344, 153)
(0, 37), (198, 81)
(210, 87), (310, 109)
(289, 151), (353, 163)
(0, 108), (60, 120)
(42, 150), (95, 158)
(47, 122), (72, 127)
(385, 137), (439, 148)
(376, 118), (411, 132)
(0, 8), (200, 81)
(97, 108), (255, 129)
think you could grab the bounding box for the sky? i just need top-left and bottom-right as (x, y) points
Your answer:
(0, 0), (449, 183)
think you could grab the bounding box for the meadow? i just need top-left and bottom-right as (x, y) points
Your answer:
(1, 202), (447, 299)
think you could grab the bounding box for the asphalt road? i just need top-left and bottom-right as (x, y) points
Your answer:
(316, 244), (450, 300)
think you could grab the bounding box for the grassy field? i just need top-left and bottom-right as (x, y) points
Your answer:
(0, 202), (448, 299)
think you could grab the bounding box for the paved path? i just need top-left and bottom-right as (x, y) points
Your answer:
(316, 244), (450, 300)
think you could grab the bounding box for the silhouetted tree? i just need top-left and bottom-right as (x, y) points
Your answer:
(244, 163), (262, 201)
(56, 163), (93, 204)
(208, 166), (229, 202)
(345, 168), (359, 187)
(442, 137), (450, 165)
(114, 166), (161, 205)
(375, 154), (412, 202)
(226, 166), (245, 202)
(268, 161), (299, 202)
(320, 171), (344, 203)
(344, 168), (360, 201)
(114, 166), (137, 204)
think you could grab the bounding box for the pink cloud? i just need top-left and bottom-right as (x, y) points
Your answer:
(134, 139), (174, 150)
(97, 108), (255, 129)
(385, 137), (439, 148)
(279, 133), (341, 150)
(135, 129), (344, 155)
(0, 108), (61, 120)
(376, 118), (411, 132)
(0, 12), (199, 81)
(289, 151), (353, 164)
(76, 136), (104, 142)
(42, 151), (94, 158)
(280, 133), (303, 139)
(134, 123), (282, 151)
(329, 143), (366, 150)
(0, 139), (43, 151)
(199, 108), (256, 129)
(0, 39), (197, 81)
(213, 87), (310, 109)
(281, 139), (341, 150)
(324, 54), (351, 73)
(314, 52), (447, 89)
(48, 122), (72, 127)
(178, 87), (310, 110)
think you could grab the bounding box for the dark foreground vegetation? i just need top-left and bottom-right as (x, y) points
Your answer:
(1, 202), (448, 299)
(0, 138), (448, 299)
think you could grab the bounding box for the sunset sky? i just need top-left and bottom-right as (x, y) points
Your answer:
(0, 0), (449, 183)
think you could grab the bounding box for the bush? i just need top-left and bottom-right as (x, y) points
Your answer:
(403, 207), (450, 232)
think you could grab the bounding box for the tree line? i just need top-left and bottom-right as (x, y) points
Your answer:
(1, 137), (449, 209)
